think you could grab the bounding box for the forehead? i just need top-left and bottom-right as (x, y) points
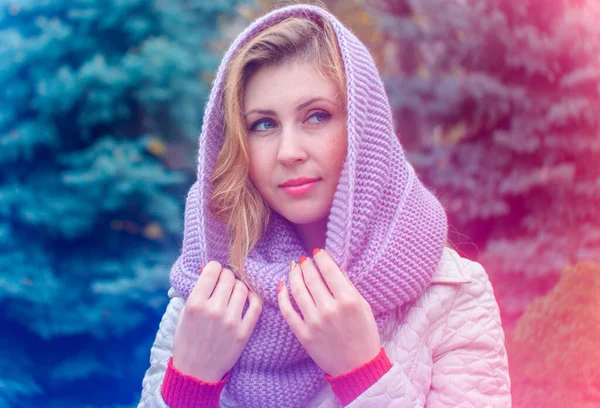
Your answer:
(243, 61), (340, 110)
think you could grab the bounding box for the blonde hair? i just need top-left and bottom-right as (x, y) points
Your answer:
(209, 10), (346, 285)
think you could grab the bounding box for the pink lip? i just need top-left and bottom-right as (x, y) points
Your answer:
(280, 178), (320, 197)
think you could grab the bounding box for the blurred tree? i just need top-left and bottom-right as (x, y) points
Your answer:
(506, 260), (600, 407)
(0, 0), (240, 406)
(375, 0), (600, 328)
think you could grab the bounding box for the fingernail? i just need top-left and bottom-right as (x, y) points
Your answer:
(290, 260), (297, 270)
(312, 248), (322, 256)
(278, 280), (284, 293)
(299, 256), (307, 264)
(200, 264), (205, 272)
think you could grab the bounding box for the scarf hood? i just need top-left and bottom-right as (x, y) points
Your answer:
(169, 5), (448, 407)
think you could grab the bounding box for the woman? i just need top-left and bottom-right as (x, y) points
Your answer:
(138, 3), (511, 407)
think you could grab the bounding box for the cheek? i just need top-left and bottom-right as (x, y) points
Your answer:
(327, 127), (348, 174)
(248, 156), (260, 186)
(248, 142), (270, 187)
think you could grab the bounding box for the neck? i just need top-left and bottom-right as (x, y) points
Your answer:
(294, 217), (327, 255)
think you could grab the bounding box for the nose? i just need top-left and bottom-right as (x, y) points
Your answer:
(276, 124), (307, 166)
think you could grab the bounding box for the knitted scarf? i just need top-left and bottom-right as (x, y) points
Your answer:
(169, 5), (447, 407)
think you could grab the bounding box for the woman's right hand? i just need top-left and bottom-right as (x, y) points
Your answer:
(172, 261), (263, 382)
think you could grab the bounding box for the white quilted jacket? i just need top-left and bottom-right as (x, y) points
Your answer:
(138, 248), (511, 407)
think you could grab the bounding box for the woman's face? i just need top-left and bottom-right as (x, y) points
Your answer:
(243, 60), (347, 226)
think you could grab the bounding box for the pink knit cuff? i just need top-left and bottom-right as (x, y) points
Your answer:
(325, 348), (393, 406)
(161, 356), (229, 408)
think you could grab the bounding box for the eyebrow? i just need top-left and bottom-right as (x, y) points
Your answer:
(243, 97), (335, 118)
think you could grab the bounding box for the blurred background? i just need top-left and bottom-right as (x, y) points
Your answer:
(1, 0), (598, 407)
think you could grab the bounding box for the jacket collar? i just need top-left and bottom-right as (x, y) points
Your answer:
(431, 247), (473, 284)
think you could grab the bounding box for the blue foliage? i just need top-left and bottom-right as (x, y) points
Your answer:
(379, 0), (600, 327)
(0, 0), (242, 406)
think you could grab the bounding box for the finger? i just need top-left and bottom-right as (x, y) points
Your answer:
(240, 290), (263, 338)
(277, 279), (306, 339)
(227, 279), (249, 319)
(289, 260), (317, 320)
(341, 268), (357, 292)
(190, 261), (221, 301)
(210, 267), (236, 308)
(298, 256), (334, 307)
(312, 248), (353, 299)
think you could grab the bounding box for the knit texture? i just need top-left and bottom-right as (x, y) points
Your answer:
(161, 356), (229, 408)
(160, 347), (389, 407)
(326, 348), (393, 406)
(169, 4), (448, 408)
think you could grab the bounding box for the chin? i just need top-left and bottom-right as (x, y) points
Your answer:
(277, 206), (329, 226)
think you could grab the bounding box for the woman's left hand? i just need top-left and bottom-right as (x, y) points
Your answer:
(277, 248), (382, 377)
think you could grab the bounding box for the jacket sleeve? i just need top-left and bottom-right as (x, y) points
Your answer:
(344, 261), (511, 408)
(343, 363), (425, 407)
(138, 289), (185, 408)
(426, 260), (511, 407)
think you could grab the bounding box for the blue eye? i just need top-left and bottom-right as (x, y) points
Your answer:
(250, 119), (276, 132)
(307, 111), (331, 124)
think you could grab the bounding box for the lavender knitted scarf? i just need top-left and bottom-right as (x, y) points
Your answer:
(169, 5), (447, 407)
